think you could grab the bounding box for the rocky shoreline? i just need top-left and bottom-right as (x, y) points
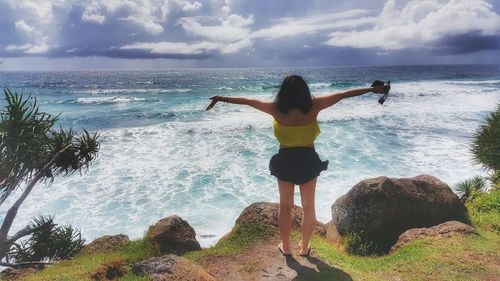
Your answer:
(1, 174), (480, 280)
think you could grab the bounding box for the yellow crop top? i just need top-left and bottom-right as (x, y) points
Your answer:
(273, 120), (320, 147)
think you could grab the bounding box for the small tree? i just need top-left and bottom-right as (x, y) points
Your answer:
(471, 104), (500, 172)
(0, 88), (99, 267)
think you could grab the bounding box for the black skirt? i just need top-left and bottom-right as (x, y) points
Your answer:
(269, 147), (328, 185)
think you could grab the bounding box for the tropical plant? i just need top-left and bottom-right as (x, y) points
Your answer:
(0, 88), (99, 267)
(471, 103), (500, 171)
(5, 215), (85, 264)
(455, 175), (487, 202)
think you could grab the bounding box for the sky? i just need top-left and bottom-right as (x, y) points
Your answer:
(0, 0), (500, 70)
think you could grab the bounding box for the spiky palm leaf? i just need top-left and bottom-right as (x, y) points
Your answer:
(0, 88), (100, 202)
(455, 175), (487, 202)
(10, 215), (84, 262)
(471, 104), (500, 171)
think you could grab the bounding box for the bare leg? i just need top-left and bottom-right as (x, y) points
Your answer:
(299, 177), (317, 255)
(278, 179), (295, 254)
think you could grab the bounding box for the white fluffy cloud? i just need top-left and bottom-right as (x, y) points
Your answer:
(251, 9), (375, 40)
(178, 14), (254, 42)
(81, 0), (106, 24)
(120, 41), (221, 55)
(326, 0), (500, 50)
(2, 0), (500, 60)
(8, 20), (50, 54)
(121, 10), (256, 56)
(78, 0), (202, 34)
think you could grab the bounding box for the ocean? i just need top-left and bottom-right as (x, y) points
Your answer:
(1, 65), (499, 246)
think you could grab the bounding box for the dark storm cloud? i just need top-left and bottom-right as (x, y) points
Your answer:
(433, 32), (500, 55)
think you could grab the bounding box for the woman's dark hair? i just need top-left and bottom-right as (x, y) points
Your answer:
(274, 75), (313, 114)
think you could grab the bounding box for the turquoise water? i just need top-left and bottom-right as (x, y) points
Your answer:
(1, 65), (499, 246)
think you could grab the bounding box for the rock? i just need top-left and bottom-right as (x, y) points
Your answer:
(0, 267), (41, 280)
(91, 259), (129, 280)
(235, 202), (327, 236)
(81, 234), (130, 255)
(147, 215), (201, 255)
(329, 175), (470, 254)
(390, 221), (477, 252)
(133, 254), (215, 281)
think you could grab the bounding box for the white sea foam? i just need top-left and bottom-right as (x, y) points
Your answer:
(74, 88), (193, 95)
(76, 96), (148, 104)
(1, 79), (499, 248)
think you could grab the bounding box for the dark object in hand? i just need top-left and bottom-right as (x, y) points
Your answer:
(371, 80), (391, 105)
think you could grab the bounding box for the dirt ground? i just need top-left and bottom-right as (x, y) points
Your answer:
(197, 237), (353, 281)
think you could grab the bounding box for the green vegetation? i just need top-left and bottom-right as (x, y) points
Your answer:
(0, 88), (100, 267)
(455, 175), (487, 202)
(466, 188), (500, 233)
(23, 239), (157, 281)
(471, 103), (500, 171)
(184, 223), (275, 260)
(312, 230), (499, 281)
(342, 231), (378, 256)
(21, 223), (273, 281)
(9, 215), (84, 263)
(22, 218), (499, 281)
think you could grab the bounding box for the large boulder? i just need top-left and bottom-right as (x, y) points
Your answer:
(329, 175), (470, 254)
(133, 254), (215, 281)
(146, 215), (201, 255)
(235, 202), (326, 236)
(81, 234), (130, 255)
(390, 221), (477, 252)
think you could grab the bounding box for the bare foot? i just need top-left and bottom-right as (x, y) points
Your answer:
(278, 242), (291, 256)
(298, 241), (311, 256)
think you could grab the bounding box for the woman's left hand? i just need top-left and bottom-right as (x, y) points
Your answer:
(206, 96), (223, 110)
(372, 84), (391, 94)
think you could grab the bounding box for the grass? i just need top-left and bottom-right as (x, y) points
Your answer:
(183, 223), (275, 261)
(466, 188), (500, 233)
(23, 239), (157, 281)
(311, 229), (499, 281)
(19, 192), (500, 281)
(22, 223), (273, 281)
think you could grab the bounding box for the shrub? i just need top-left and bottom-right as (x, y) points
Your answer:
(455, 176), (487, 202)
(344, 231), (379, 256)
(466, 189), (500, 233)
(8, 215), (85, 263)
(471, 103), (500, 171)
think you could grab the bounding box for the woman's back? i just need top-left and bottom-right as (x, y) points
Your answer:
(272, 106), (318, 126)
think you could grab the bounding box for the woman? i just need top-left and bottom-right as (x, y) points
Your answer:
(206, 75), (390, 256)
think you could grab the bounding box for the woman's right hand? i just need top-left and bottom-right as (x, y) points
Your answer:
(206, 96), (223, 110)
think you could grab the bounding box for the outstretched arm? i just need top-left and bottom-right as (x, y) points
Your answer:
(314, 85), (390, 112)
(206, 96), (275, 115)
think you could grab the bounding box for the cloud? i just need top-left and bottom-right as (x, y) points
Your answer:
(8, 19), (50, 54)
(81, 0), (106, 24)
(120, 41), (221, 55)
(5, 43), (49, 54)
(1, 0), (500, 65)
(326, 0), (500, 51)
(177, 14), (254, 42)
(251, 10), (375, 40)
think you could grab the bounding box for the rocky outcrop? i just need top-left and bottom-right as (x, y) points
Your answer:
(146, 215), (201, 255)
(81, 234), (130, 255)
(235, 202), (327, 236)
(329, 175), (470, 254)
(133, 254), (215, 281)
(390, 221), (477, 252)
